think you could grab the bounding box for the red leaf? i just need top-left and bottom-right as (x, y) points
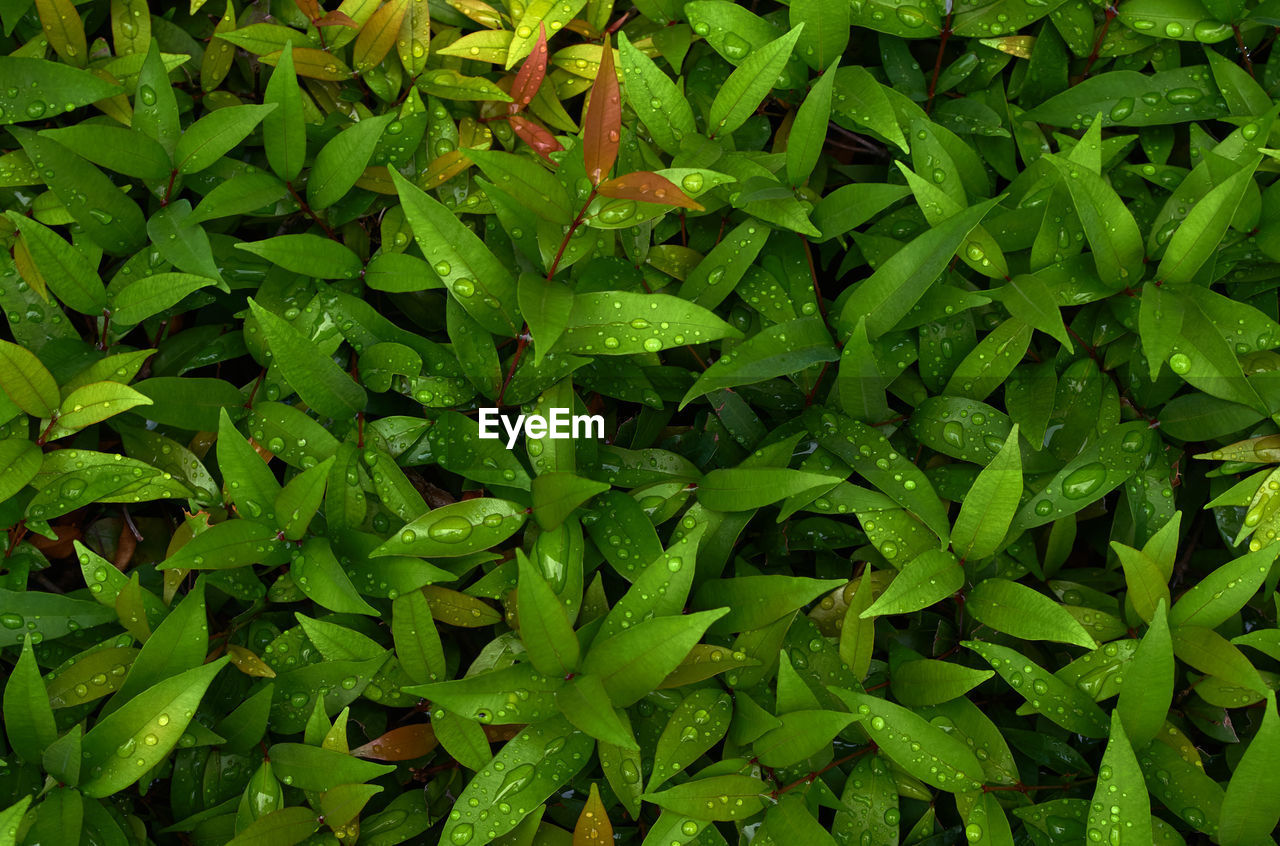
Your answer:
(582, 37), (620, 186)
(510, 114), (564, 162)
(597, 171), (704, 210)
(294, 0), (323, 21)
(314, 9), (359, 28)
(509, 23), (548, 114)
(351, 724), (438, 761)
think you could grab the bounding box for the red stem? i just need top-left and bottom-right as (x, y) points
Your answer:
(286, 181), (340, 241)
(1082, 3), (1119, 80)
(926, 13), (953, 113)
(497, 189), (598, 406)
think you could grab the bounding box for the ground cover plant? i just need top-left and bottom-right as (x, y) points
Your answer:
(7, 0), (1280, 844)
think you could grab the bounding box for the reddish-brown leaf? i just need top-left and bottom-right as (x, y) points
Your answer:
(510, 114), (564, 162)
(351, 724), (439, 761)
(581, 38), (620, 186)
(293, 0), (323, 21)
(597, 171), (704, 210)
(314, 9), (359, 27)
(509, 23), (548, 114)
(573, 784), (613, 846)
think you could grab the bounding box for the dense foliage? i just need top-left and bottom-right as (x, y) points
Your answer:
(6, 0), (1280, 843)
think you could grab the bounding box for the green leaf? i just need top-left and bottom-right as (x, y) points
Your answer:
(832, 688), (984, 791)
(39, 123), (170, 180)
(269, 742), (395, 792)
(833, 755), (898, 843)
(175, 104), (275, 174)
(516, 548), (579, 676)
(133, 41), (180, 157)
(581, 609), (727, 705)
(753, 709), (859, 767)
(598, 519), (704, 640)
(226, 807), (320, 846)
(189, 170), (290, 223)
(235, 235), (362, 280)
(554, 673), (636, 748)
(0, 57), (121, 125)
(373, 498), (527, 558)
(162, 519), (289, 570)
(292, 537), (379, 616)
(692, 575), (844, 634)
(809, 410), (951, 542)
(248, 299), (366, 421)
(965, 640), (1109, 737)
(1113, 541), (1170, 624)
(440, 715), (593, 844)
(0, 438), (40, 505)
(1010, 421), (1155, 534)
(642, 774), (769, 821)
(943, 319), (1033, 401)
(392, 169), (520, 336)
(1023, 66), (1226, 127)
(1044, 153), (1145, 288)
(897, 158), (1006, 278)
(678, 221), (770, 308)
(708, 26), (803, 138)
(518, 273), (574, 364)
(648, 689), (731, 790)
(79, 658), (229, 797)
(861, 548), (964, 617)
(966, 578), (1095, 648)
(1170, 543), (1278, 629)
(1117, 599), (1174, 749)
(2, 636), (57, 763)
(275, 458), (332, 541)
(833, 65), (910, 153)
(309, 113), (395, 210)
(1219, 693), (1280, 846)
(0, 797), (33, 846)
(428, 410), (531, 490)
(891, 659), (994, 707)
(694, 467), (843, 511)
(681, 318), (839, 408)
(110, 272), (218, 325)
(951, 425), (1022, 560)
(0, 588), (116, 647)
(530, 472), (609, 530)
(0, 338), (59, 417)
(102, 577), (208, 716)
(1139, 281), (1186, 380)
(1157, 157), (1259, 285)
(837, 198), (1001, 339)
(5, 212), (107, 314)
(263, 42), (305, 182)
(1171, 625), (1268, 694)
(617, 32), (696, 155)
(558, 291), (742, 355)
(465, 148), (573, 225)
(787, 60), (838, 185)
(405, 663), (561, 724)
(1088, 712), (1152, 846)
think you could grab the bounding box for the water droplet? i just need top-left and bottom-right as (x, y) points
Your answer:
(429, 515), (473, 543)
(1109, 98), (1134, 122)
(1061, 462), (1106, 500)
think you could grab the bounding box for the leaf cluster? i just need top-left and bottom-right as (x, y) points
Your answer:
(4, 0), (1280, 845)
